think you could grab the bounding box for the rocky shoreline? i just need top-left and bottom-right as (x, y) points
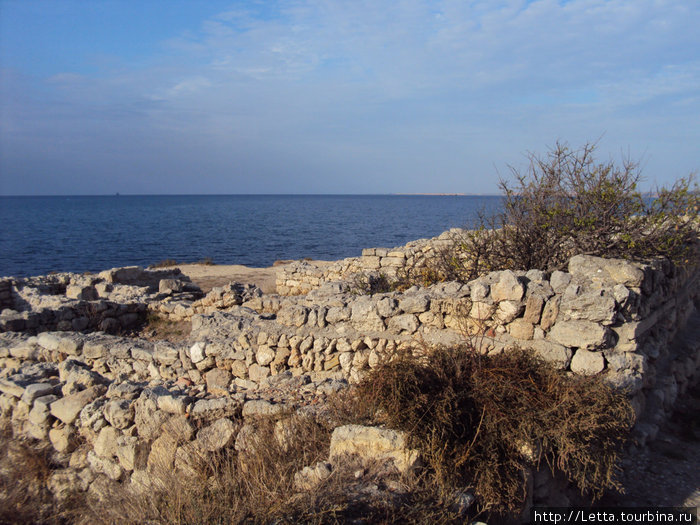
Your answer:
(1, 228), (699, 521)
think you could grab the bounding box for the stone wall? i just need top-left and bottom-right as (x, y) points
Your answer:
(276, 229), (458, 295)
(1, 239), (699, 510)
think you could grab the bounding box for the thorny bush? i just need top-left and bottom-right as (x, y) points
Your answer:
(416, 141), (698, 283)
(337, 345), (635, 518)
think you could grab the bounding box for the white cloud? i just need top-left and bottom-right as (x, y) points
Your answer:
(1, 0), (699, 194)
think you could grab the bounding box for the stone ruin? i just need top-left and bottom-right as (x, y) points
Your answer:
(1, 229), (698, 515)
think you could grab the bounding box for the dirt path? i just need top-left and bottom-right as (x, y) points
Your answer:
(168, 260), (333, 294)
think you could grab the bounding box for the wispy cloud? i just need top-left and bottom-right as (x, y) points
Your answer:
(1, 0), (698, 195)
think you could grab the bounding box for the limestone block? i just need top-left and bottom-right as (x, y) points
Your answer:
(189, 342), (206, 363)
(523, 294), (545, 324)
(156, 393), (188, 415)
(508, 319), (534, 340)
(361, 256), (381, 269)
(94, 425), (121, 458)
(256, 345), (276, 366)
(248, 363), (270, 383)
(115, 435), (150, 471)
(191, 397), (241, 419)
(339, 352), (354, 372)
(147, 433), (178, 474)
(66, 285), (98, 301)
(205, 368), (232, 395)
(324, 353), (341, 371)
(36, 333), (61, 351)
(153, 343), (179, 365)
(495, 301), (523, 325)
(58, 359), (107, 389)
(375, 297), (398, 318)
(540, 297), (560, 331)
(470, 281), (490, 301)
(491, 270), (525, 302)
(50, 386), (105, 425)
(21, 382), (57, 405)
(387, 314), (419, 334)
(329, 425), (421, 474)
(196, 418), (238, 452)
(527, 340), (572, 369)
(49, 425), (76, 453)
(570, 349), (605, 375)
(103, 399), (134, 429)
(242, 400), (287, 418)
(380, 257), (405, 267)
(130, 344), (154, 361)
(162, 414), (195, 444)
(470, 302), (495, 321)
(560, 290), (617, 325)
(276, 305), (309, 327)
(323, 306), (349, 324)
(549, 271), (571, 293)
(83, 341), (108, 359)
(548, 321), (611, 350)
(568, 254), (645, 287)
(0, 378), (25, 398)
(398, 295), (430, 314)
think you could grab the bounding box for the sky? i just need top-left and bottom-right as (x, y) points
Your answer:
(0, 0), (698, 195)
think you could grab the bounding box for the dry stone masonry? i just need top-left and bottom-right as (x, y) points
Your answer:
(1, 230), (699, 511)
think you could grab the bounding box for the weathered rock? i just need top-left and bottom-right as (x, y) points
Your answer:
(508, 319), (534, 340)
(548, 321), (610, 350)
(491, 271), (525, 302)
(162, 414), (195, 444)
(50, 386), (105, 425)
(242, 399), (287, 418)
(560, 290), (617, 325)
(189, 342), (206, 364)
(495, 300), (523, 325)
(88, 450), (123, 481)
(204, 368), (232, 395)
(49, 425), (76, 453)
(94, 426), (120, 459)
(196, 418), (238, 451)
(191, 397), (240, 418)
(329, 425), (421, 474)
(568, 255), (646, 287)
(21, 382), (57, 405)
(294, 461), (332, 491)
(387, 314), (419, 334)
(58, 359), (108, 389)
(255, 345), (276, 366)
(570, 349), (605, 375)
(540, 297), (560, 331)
(398, 294), (430, 314)
(103, 399), (134, 429)
(523, 294), (545, 324)
(115, 435), (149, 471)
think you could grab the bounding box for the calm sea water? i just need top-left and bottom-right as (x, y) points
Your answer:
(0, 195), (502, 278)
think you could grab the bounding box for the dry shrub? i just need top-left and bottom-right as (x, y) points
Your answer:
(340, 345), (634, 517)
(408, 142), (699, 286)
(0, 430), (68, 525)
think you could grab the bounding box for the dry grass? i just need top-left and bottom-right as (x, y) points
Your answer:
(75, 414), (336, 525)
(0, 427), (72, 525)
(134, 312), (191, 342)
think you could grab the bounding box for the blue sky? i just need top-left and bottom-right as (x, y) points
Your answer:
(1, 0), (698, 195)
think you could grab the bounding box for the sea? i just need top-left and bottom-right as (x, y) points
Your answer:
(0, 195), (503, 278)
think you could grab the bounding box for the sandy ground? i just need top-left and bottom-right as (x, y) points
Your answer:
(169, 260), (332, 294)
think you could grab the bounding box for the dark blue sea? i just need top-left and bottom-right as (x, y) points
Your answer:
(0, 195), (502, 278)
